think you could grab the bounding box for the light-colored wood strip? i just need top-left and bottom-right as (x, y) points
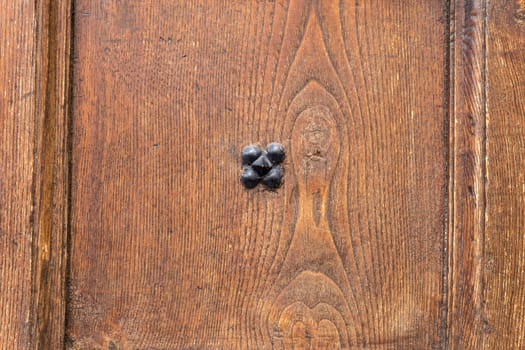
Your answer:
(447, 0), (488, 348)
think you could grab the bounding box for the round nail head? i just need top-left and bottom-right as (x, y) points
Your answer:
(242, 145), (262, 165)
(240, 167), (260, 188)
(266, 143), (285, 164)
(262, 165), (283, 189)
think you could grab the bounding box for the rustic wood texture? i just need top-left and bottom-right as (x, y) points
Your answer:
(449, 0), (525, 349)
(447, 0), (488, 348)
(30, 0), (73, 348)
(0, 1), (38, 347)
(482, 0), (525, 347)
(0, 0), (71, 349)
(68, 1), (447, 348)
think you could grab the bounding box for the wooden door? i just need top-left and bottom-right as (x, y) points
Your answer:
(1, 0), (525, 349)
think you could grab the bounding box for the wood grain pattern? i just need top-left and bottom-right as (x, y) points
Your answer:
(31, 0), (73, 348)
(0, 1), (38, 347)
(483, 0), (525, 347)
(67, 0), (447, 348)
(3, 0), (525, 348)
(449, 0), (525, 348)
(447, 0), (488, 348)
(0, 0), (71, 349)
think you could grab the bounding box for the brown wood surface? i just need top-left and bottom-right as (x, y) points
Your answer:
(0, 0), (38, 347)
(448, 0), (525, 348)
(483, 0), (525, 347)
(31, 0), (73, 348)
(447, 0), (488, 348)
(0, 0), (71, 349)
(67, 1), (446, 348)
(1, 0), (525, 349)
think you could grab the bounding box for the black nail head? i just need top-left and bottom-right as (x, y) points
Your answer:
(241, 145), (262, 165)
(241, 143), (285, 189)
(240, 167), (260, 188)
(266, 142), (285, 164)
(262, 165), (283, 189)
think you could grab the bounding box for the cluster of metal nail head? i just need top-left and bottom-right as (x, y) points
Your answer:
(241, 143), (285, 189)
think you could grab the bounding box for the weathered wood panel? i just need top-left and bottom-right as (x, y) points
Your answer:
(449, 0), (525, 348)
(67, 1), (447, 348)
(0, 1), (38, 347)
(0, 0), (71, 349)
(483, 0), (525, 347)
(447, 0), (488, 348)
(30, 0), (73, 348)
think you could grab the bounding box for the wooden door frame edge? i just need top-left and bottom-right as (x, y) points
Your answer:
(446, 0), (488, 348)
(30, 0), (74, 348)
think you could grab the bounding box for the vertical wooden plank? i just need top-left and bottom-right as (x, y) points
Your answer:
(67, 1), (447, 348)
(30, 0), (73, 348)
(252, 1), (448, 348)
(483, 0), (525, 347)
(450, 0), (525, 348)
(447, 0), (488, 348)
(0, 1), (38, 348)
(0, 0), (72, 348)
